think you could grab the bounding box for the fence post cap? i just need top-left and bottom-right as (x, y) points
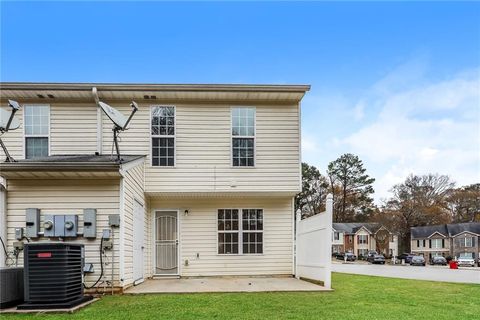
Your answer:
(326, 193), (333, 200)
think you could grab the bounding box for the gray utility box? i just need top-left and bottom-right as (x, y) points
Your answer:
(0, 267), (24, 309)
(83, 209), (97, 239)
(44, 215), (79, 238)
(25, 209), (40, 238)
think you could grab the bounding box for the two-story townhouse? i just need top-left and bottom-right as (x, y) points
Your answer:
(447, 223), (480, 260)
(0, 82), (310, 292)
(331, 227), (344, 254)
(410, 225), (450, 259)
(332, 223), (398, 258)
(410, 223), (480, 260)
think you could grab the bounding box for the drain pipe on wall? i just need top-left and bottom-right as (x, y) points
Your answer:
(0, 180), (7, 267)
(92, 87), (103, 154)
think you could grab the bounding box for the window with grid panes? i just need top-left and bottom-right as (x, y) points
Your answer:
(151, 106), (175, 166)
(242, 209), (263, 254)
(231, 107), (255, 167)
(24, 105), (49, 159)
(217, 209), (263, 254)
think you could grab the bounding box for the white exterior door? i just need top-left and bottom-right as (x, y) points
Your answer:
(133, 200), (145, 283)
(155, 211), (179, 275)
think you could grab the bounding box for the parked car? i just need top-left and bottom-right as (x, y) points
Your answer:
(410, 256), (426, 266)
(398, 253), (415, 263)
(430, 256), (447, 266)
(366, 251), (377, 260)
(478, 257), (480, 267)
(367, 254), (385, 264)
(344, 253), (357, 261)
(336, 252), (356, 261)
(457, 255), (475, 267)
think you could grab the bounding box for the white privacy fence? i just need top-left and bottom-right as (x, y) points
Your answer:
(295, 194), (333, 289)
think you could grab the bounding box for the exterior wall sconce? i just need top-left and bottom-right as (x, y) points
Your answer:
(184, 209), (189, 216)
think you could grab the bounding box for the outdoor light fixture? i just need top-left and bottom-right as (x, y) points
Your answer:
(184, 209), (189, 216)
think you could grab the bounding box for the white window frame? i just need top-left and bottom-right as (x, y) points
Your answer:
(230, 106), (256, 168)
(358, 235), (368, 245)
(150, 105), (176, 167)
(23, 104), (50, 159)
(217, 208), (264, 255)
(464, 237), (473, 247)
(334, 232), (340, 241)
(431, 238), (443, 249)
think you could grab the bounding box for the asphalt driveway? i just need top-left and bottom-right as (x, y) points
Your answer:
(332, 261), (480, 284)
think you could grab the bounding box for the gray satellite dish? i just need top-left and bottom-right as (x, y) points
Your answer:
(0, 100), (22, 162)
(92, 88), (138, 162)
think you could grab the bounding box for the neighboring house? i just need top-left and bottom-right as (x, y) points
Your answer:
(332, 223), (398, 258)
(0, 82), (310, 292)
(410, 223), (480, 260)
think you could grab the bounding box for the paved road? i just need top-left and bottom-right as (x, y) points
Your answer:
(332, 262), (480, 284)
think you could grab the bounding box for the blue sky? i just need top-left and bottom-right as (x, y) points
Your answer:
(1, 2), (479, 202)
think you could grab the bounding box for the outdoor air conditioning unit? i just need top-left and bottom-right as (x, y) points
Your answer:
(0, 267), (24, 309)
(17, 242), (92, 310)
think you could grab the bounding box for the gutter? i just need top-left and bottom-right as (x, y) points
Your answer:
(0, 82), (311, 93)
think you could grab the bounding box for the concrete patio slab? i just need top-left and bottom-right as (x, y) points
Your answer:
(125, 277), (330, 294)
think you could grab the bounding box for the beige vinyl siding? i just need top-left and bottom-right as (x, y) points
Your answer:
(121, 163), (151, 285)
(150, 196), (294, 276)
(5, 179), (121, 287)
(101, 102), (300, 193)
(50, 103), (97, 154)
(0, 102), (97, 161)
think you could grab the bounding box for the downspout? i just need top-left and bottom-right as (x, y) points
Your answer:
(0, 180), (7, 267)
(92, 87), (103, 154)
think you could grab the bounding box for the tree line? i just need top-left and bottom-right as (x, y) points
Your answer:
(296, 153), (480, 251)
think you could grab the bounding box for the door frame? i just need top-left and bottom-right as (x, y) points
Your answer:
(133, 198), (145, 284)
(152, 208), (181, 276)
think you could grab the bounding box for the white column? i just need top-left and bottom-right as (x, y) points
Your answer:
(324, 193), (333, 289)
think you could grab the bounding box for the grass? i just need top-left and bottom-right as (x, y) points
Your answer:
(3, 273), (480, 320)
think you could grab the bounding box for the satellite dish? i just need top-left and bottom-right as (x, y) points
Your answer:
(92, 88), (138, 162)
(99, 101), (130, 129)
(0, 100), (22, 162)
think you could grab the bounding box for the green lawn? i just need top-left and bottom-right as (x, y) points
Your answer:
(3, 273), (480, 320)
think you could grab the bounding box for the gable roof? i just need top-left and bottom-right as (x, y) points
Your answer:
(332, 223), (383, 235)
(411, 223), (480, 239)
(447, 223), (480, 237)
(411, 225), (448, 239)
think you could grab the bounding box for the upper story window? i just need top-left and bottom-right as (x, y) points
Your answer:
(358, 235), (368, 245)
(24, 105), (49, 159)
(431, 238), (444, 249)
(151, 106), (175, 167)
(417, 239), (426, 248)
(461, 237), (474, 248)
(231, 107), (255, 167)
(334, 232), (340, 241)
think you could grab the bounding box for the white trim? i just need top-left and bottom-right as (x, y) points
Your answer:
(427, 231), (448, 238)
(96, 104), (103, 154)
(22, 104), (50, 159)
(150, 105), (176, 168)
(216, 207), (264, 256)
(119, 157), (146, 174)
(230, 106), (256, 168)
(291, 196), (295, 276)
(119, 176), (125, 284)
(297, 101), (302, 191)
(451, 230), (480, 238)
(0, 184), (7, 267)
(354, 226), (372, 235)
(152, 209), (180, 276)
